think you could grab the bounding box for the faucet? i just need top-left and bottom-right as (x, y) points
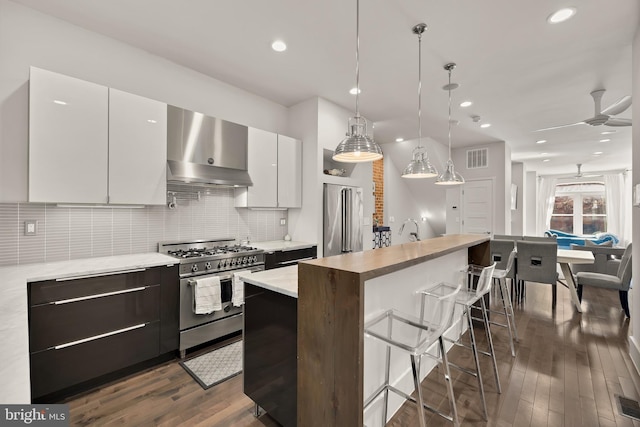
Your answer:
(398, 218), (420, 242)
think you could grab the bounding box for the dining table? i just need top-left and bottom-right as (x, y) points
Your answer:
(555, 248), (594, 313)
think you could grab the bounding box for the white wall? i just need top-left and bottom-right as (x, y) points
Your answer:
(381, 137), (448, 239)
(0, 0), (289, 202)
(451, 141), (510, 234)
(525, 171), (538, 235)
(629, 22), (640, 373)
(511, 162), (525, 235)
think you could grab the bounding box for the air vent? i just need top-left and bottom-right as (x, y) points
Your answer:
(467, 148), (488, 169)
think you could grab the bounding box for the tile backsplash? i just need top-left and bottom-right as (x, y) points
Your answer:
(0, 187), (288, 267)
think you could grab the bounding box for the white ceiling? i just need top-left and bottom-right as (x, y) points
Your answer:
(12, 0), (638, 176)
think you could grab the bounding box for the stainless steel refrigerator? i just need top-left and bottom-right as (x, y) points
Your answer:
(323, 183), (364, 257)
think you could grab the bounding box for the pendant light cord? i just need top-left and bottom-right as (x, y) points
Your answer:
(417, 31), (422, 149)
(447, 67), (452, 160)
(355, 0), (360, 118)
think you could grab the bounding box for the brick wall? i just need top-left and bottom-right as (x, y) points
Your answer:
(373, 159), (384, 225)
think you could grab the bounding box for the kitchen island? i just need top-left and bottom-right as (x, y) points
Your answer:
(241, 234), (489, 427)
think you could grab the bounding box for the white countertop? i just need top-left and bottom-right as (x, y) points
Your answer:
(251, 240), (316, 252)
(238, 265), (298, 298)
(0, 252), (177, 404)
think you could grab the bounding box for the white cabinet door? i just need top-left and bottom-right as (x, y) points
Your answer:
(29, 67), (108, 203)
(108, 89), (167, 205)
(247, 128), (278, 207)
(277, 135), (302, 208)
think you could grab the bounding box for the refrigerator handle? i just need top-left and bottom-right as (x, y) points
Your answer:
(341, 188), (347, 252)
(345, 188), (352, 252)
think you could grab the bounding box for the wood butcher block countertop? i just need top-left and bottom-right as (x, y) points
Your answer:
(301, 234), (489, 281)
(296, 233), (490, 427)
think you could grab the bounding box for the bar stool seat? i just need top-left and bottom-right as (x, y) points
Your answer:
(364, 282), (462, 427)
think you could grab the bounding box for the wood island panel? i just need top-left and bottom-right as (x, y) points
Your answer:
(297, 234), (489, 426)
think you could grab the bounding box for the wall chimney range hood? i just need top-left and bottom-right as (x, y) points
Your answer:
(166, 105), (252, 187)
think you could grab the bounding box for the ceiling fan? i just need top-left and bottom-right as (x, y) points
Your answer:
(534, 89), (632, 132)
(573, 163), (601, 178)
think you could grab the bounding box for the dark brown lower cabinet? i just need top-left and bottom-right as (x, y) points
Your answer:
(28, 265), (179, 401)
(244, 284), (297, 427)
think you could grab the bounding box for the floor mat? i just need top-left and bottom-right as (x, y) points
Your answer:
(180, 340), (242, 390)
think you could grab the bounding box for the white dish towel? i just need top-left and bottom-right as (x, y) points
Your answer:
(232, 270), (252, 307)
(193, 276), (222, 314)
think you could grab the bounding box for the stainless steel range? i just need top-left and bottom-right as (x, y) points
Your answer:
(159, 238), (264, 357)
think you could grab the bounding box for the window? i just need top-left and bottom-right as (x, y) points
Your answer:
(550, 183), (606, 235)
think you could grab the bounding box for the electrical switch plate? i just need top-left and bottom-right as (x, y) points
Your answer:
(280, 218), (286, 226)
(25, 220), (37, 236)
(389, 216), (395, 223)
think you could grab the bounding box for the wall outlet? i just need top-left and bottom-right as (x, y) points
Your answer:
(24, 220), (37, 236)
(389, 216), (395, 223)
(280, 218), (286, 226)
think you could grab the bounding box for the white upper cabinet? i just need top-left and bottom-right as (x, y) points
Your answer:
(108, 89), (167, 205)
(28, 67), (167, 205)
(246, 127), (279, 207)
(29, 67), (109, 203)
(277, 134), (302, 208)
(236, 128), (302, 208)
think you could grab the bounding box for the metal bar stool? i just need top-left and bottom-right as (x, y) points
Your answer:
(490, 246), (519, 357)
(437, 262), (500, 421)
(364, 282), (462, 427)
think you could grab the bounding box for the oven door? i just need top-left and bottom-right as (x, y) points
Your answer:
(179, 265), (264, 330)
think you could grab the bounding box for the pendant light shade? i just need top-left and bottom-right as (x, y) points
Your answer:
(332, 0), (383, 163)
(402, 23), (437, 179)
(436, 63), (465, 186)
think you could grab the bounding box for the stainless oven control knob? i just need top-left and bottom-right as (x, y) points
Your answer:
(205, 262), (212, 270)
(242, 257), (247, 264)
(252, 256), (258, 263)
(191, 264), (198, 273)
(232, 258), (237, 266)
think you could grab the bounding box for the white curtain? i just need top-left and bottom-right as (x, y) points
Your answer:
(536, 177), (557, 235)
(604, 173), (624, 243)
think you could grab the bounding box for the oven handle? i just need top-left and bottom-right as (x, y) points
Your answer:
(187, 266), (264, 285)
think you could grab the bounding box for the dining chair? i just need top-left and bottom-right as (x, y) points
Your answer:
(576, 243), (632, 317)
(516, 240), (559, 308)
(493, 234), (523, 241)
(523, 235), (557, 242)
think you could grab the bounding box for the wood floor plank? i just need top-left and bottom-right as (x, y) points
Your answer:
(59, 282), (640, 426)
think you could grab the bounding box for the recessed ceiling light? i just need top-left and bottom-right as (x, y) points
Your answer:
(593, 151), (603, 155)
(395, 138), (404, 142)
(541, 152), (548, 156)
(547, 7), (576, 24)
(349, 87), (361, 95)
(53, 100), (67, 105)
(271, 40), (287, 52)
(599, 138), (610, 143)
(543, 159), (550, 162)
(460, 101), (473, 108)
(536, 140), (547, 144)
(147, 119), (157, 124)
(480, 123), (491, 128)
(601, 130), (616, 135)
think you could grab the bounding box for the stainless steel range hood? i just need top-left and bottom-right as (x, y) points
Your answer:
(167, 105), (252, 187)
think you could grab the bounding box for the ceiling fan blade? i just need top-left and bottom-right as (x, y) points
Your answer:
(601, 95), (632, 116)
(604, 118), (632, 127)
(533, 121), (585, 132)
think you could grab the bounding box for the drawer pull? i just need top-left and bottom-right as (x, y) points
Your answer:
(278, 257), (315, 266)
(55, 268), (146, 282)
(53, 286), (148, 305)
(54, 323), (147, 350)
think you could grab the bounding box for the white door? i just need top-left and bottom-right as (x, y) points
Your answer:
(462, 179), (493, 235)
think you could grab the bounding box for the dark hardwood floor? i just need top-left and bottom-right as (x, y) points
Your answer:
(64, 283), (640, 426)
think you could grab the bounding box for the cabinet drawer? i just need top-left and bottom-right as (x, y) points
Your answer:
(30, 321), (160, 400)
(29, 268), (151, 306)
(265, 246), (317, 270)
(30, 285), (160, 352)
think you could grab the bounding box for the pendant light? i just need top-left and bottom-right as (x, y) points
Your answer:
(402, 23), (438, 179)
(332, 0), (383, 163)
(435, 63), (465, 185)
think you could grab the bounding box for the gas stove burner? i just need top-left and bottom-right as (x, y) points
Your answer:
(167, 245), (257, 259)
